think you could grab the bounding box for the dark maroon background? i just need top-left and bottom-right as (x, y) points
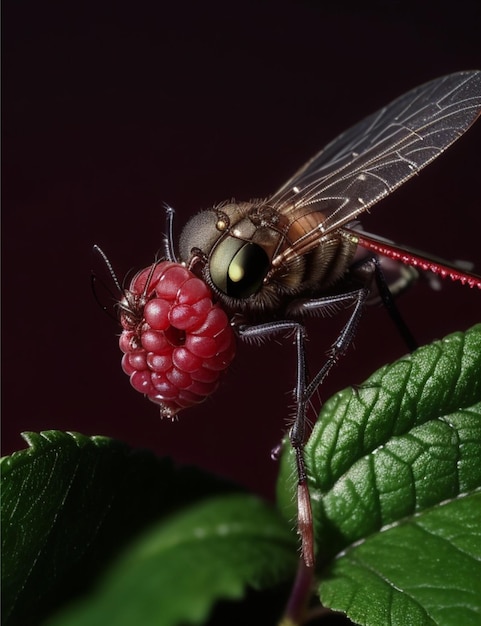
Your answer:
(3, 1), (481, 499)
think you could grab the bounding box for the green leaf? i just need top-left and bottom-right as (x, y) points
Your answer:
(46, 494), (298, 626)
(277, 323), (481, 625)
(320, 491), (481, 626)
(1, 431), (240, 626)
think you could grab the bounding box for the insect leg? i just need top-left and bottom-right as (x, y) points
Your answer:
(302, 287), (370, 401)
(296, 288), (370, 566)
(237, 287), (369, 567)
(371, 256), (418, 351)
(237, 319), (314, 565)
(350, 253), (418, 351)
(289, 324), (314, 568)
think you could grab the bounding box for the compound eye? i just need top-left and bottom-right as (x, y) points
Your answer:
(210, 240), (270, 298)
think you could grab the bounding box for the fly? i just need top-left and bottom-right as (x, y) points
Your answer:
(113, 70), (481, 569)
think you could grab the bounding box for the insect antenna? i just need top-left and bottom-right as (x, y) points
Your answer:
(162, 203), (179, 262)
(91, 244), (125, 321)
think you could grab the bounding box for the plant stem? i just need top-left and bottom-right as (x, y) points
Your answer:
(279, 558), (314, 625)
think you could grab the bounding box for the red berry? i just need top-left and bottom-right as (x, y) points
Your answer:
(119, 261), (236, 418)
(144, 299), (171, 330)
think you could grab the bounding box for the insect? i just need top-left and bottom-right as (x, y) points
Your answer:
(114, 70), (481, 569)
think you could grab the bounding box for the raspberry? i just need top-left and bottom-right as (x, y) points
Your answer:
(119, 261), (236, 418)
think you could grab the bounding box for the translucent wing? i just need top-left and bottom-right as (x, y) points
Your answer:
(270, 71), (481, 235)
